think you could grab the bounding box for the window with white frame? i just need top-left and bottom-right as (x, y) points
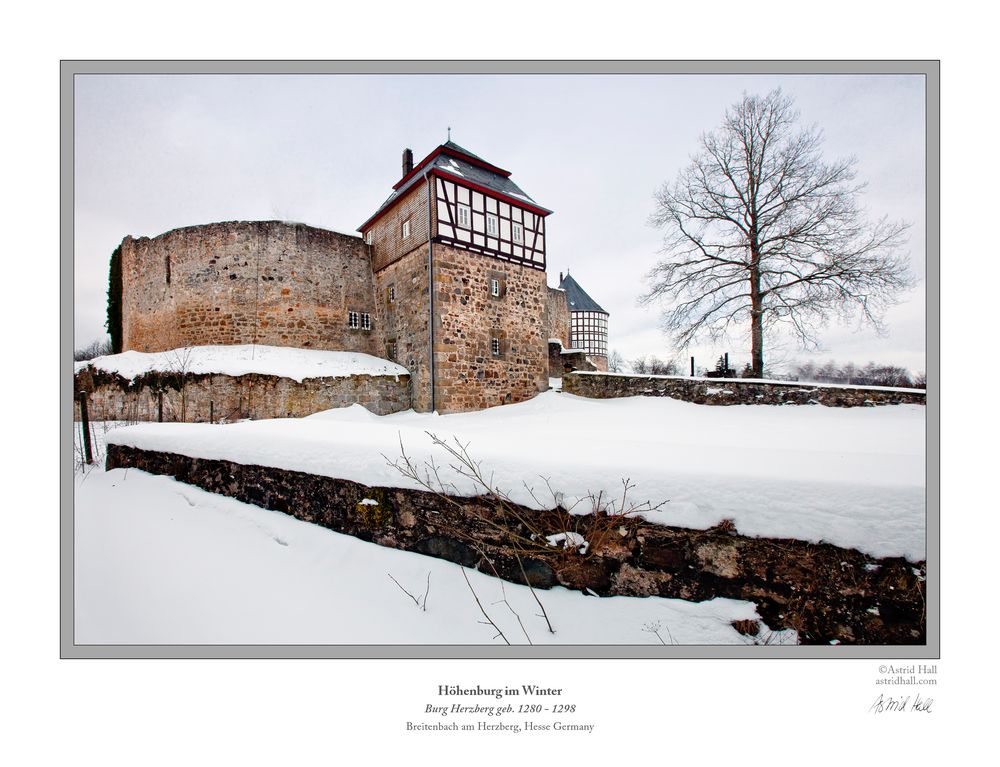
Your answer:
(486, 213), (498, 236)
(361, 312), (371, 331)
(387, 284), (395, 304)
(402, 219), (411, 239)
(347, 311), (360, 329)
(365, 230), (373, 245)
(458, 205), (470, 228)
(491, 337), (501, 356)
(512, 223), (523, 243)
(490, 278), (500, 297)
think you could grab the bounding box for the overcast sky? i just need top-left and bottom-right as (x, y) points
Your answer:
(74, 73), (926, 373)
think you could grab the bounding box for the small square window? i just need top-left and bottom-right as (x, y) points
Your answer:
(458, 205), (470, 228)
(491, 338), (500, 356)
(512, 223), (523, 243)
(348, 311), (359, 329)
(402, 219), (411, 239)
(490, 278), (500, 297)
(486, 213), (498, 236)
(361, 312), (371, 331)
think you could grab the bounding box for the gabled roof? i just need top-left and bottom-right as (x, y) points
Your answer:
(358, 141), (551, 232)
(559, 273), (608, 314)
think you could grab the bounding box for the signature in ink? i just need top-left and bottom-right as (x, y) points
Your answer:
(869, 693), (934, 714)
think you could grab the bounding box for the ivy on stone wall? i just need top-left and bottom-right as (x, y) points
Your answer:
(106, 244), (122, 354)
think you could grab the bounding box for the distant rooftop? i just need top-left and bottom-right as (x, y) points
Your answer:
(558, 273), (608, 314)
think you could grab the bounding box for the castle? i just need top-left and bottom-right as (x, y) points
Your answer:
(111, 140), (609, 413)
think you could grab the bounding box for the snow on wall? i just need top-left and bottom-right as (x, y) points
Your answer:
(75, 345), (408, 383)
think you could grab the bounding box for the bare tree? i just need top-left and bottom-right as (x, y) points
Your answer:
(607, 349), (625, 373)
(642, 89), (912, 377)
(74, 337), (113, 361)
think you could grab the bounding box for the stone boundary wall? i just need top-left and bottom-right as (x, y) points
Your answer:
(74, 367), (410, 421)
(563, 372), (926, 407)
(105, 444), (926, 645)
(548, 341), (596, 378)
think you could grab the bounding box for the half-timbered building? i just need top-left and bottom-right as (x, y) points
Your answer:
(358, 140), (579, 412)
(558, 272), (610, 371)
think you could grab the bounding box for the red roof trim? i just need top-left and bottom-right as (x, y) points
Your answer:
(358, 168), (551, 233)
(430, 169), (552, 218)
(357, 180), (427, 233)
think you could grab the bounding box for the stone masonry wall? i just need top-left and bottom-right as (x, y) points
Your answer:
(105, 444), (927, 645)
(373, 245), (433, 412)
(74, 366), (410, 421)
(549, 342), (597, 378)
(121, 221), (382, 355)
(431, 244), (549, 412)
(563, 372), (926, 407)
(543, 286), (570, 348)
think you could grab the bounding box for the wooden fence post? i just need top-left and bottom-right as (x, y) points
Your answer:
(78, 392), (93, 465)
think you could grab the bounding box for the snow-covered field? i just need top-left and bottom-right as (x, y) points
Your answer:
(74, 442), (784, 645)
(104, 391), (926, 561)
(75, 390), (923, 644)
(74, 344), (409, 382)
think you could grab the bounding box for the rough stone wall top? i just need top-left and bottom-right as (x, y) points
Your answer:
(121, 221), (382, 355)
(564, 372), (927, 407)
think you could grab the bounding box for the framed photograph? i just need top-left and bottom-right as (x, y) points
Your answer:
(65, 62), (935, 662)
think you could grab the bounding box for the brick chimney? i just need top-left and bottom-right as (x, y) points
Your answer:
(402, 148), (414, 177)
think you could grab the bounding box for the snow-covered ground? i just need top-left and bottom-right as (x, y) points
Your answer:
(104, 391), (926, 561)
(75, 344), (408, 382)
(74, 446), (787, 645)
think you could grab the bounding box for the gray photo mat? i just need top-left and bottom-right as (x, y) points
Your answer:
(61, 59), (939, 659)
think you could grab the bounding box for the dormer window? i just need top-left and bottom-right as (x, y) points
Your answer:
(458, 205), (470, 228)
(512, 223), (523, 243)
(402, 219), (411, 239)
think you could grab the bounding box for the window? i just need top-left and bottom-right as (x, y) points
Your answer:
(365, 230), (373, 245)
(402, 219), (411, 239)
(490, 278), (500, 297)
(348, 311), (359, 329)
(458, 205), (470, 228)
(512, 223), (523, 243)
(491, 338), (500, 356)
(486, 213), (498, 235)
(361, 312), (371, 331)
(387, 284), (396, 304)
(387, 341), (397, 360)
